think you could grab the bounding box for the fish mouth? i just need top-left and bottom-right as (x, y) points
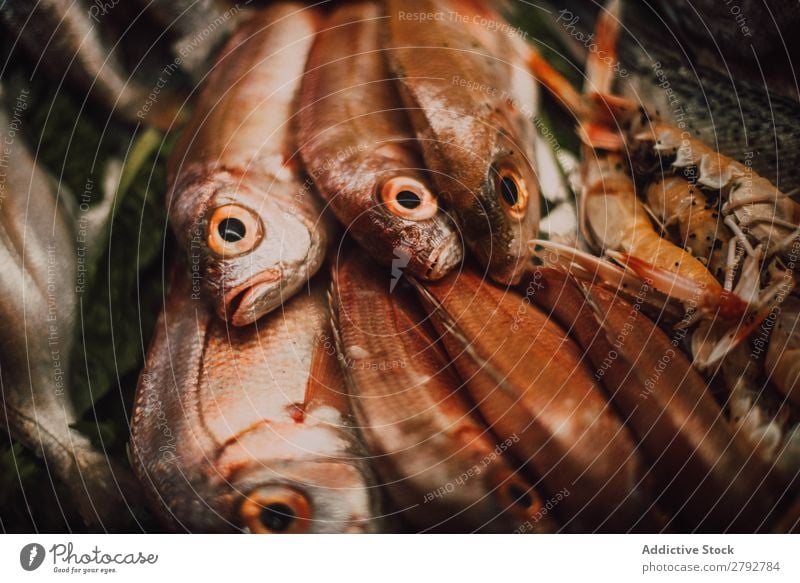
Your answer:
(222, 268), (283, 326)
(423, 237), (464, 280)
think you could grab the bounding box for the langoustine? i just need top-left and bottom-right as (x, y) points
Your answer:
(528, 5), (752, 322)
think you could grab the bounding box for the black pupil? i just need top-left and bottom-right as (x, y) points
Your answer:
(500, 176), (519, 206)
(260, 503), (296, 532)
(218, 217), (246, 242)
(508, 484), (533, 508)
(396, 190), (422, 209)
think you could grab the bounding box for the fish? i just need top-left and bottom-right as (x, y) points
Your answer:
(527, 267), (785, 532)
(331, 247), (556, 533)
(0, 83), (140, 528)
(385, 0), (540, 284)
(168, 4), (331, 326)
(130, 265), (381, 533)
(409, 265), (664, 532)
(298, 1), (462, 281)
(0, 0), (184, 130)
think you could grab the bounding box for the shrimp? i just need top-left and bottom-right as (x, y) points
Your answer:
(644, 177), (733, 282)
(626, 119), (800, 257)
(528, 15), (748, 320)
(567, 1), (800, 260)
(765, 296), (800, 407)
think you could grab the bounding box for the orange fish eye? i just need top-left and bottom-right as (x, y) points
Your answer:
(239, 487), (313, 534)
(496, 167), (529, 219)
(207, 204), (263, 257)
(500, 480), (542, 517)
(380, 176), (438, 221)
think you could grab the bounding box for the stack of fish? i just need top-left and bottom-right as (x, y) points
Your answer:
(3, 0), (797, 533)
(130, 0), (550, 533)
(126, 0), (800, 533)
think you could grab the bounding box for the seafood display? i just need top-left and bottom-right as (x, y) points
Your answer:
(1, 0), (799, 535)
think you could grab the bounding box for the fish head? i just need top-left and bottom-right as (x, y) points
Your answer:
(213, 419), (379, 534)
(196, 178), (326, 325)
(348, 143), (463, 280)
(449, 131), (540, 285)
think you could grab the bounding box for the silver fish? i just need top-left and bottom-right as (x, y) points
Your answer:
(0, 83), (140, 528)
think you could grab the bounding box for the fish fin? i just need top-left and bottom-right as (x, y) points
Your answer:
(299, 276), (348, 419)
(304, 325), (348, 419)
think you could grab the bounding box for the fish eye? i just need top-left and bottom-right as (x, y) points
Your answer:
(380, 176), (438, 221)
(495, 167), (529, 219)
(218, 217), (246, 242)
(207, 204), (263, 257)
(505, 483), (535, 510)
(500, 176), (519, 206)
(239, 486), (312, 534)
